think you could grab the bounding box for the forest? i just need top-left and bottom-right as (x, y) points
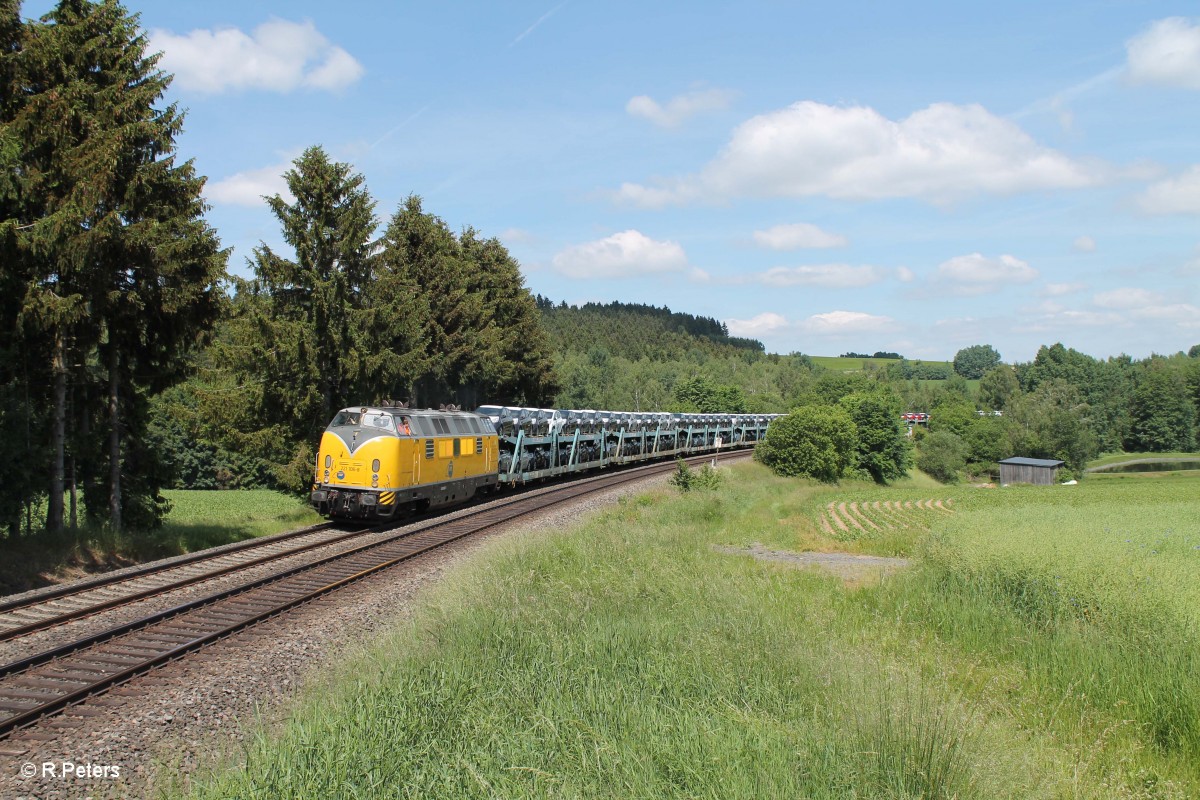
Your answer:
(2, 0), (1199, 543)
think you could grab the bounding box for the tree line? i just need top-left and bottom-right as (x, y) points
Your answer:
(0, 0), (224, 535)
(155, 151), (556, 494)
(1, 0), (556, 535)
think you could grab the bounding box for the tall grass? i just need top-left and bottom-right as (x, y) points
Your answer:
(180, 466), (1074, 799)
(863, 478), (1200, 794)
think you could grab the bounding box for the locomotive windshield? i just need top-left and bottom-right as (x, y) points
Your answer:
(331, 409), (397, 433)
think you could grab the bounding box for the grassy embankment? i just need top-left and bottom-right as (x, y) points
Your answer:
(179, 463), (1200, 799)
(0, 490), (320, 594)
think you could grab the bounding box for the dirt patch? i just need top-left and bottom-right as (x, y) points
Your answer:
(715, 544), (910, 587)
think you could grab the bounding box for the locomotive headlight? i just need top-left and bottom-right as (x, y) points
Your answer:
(323, 469), (330, 481)
(371, 474), (379, 487)
(325, 455), (332, 468)
(371, 458), (380, 472)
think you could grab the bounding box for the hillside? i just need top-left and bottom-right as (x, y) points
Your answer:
(536, 298), (765, 361)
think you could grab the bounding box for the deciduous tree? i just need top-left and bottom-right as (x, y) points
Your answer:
(754, 405), (857, 482)
(952, 344), (1001, 380)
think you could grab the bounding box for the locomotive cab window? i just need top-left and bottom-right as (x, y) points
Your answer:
(362, 413), (395, 432)
(331, 410), (361, 427)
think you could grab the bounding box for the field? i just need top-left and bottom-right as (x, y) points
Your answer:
(810, 355), (909, 371)
(0, 490), (320, 594)
(177, 464), (1200, 799)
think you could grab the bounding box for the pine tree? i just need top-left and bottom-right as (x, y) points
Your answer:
(378, 196), (557, 409)
(378, 195), (474, 406)
(10, 0), (226, 531)
(233, 146), (377, 486)
(459, 228), (557, 406)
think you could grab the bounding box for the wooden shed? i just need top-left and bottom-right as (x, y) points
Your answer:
(999, 457), (1064, 486)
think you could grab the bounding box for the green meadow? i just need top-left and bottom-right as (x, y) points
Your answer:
(0, 490), (320, 593)
(177, 464), (1200, 799)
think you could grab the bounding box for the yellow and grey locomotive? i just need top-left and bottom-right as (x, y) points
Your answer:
(310, 406), (498, 520)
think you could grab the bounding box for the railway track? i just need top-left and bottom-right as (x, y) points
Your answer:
(0, 451), (746, 740)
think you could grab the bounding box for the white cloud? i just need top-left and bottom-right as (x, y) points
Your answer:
(799, 310), (898, 334)
(1041, 281), (1087, 297)
(499, 228), (536, 244)
(626, 88), (735, 128)
(1138, 165), (1200, 215)
(1128, 303), (1200, 326)
(752, 222), (848, 250)
(1025, 309), (1126, 332)
(150, 18), (364, 94)
(206, 161), (294, 206)
(617, 101), (1102, 207)
(725, 309), (898, 340)
(935, 253), (1037, 294)
(551, 230), (688, 278)
(896, 266), (916, 283)
(1093, 287), (1167, 310)
(1073, 235), (1096, 252)
(725, 312), (790, 338)
(756, 264), (886, 289)
(1126, 17), (1200, 90)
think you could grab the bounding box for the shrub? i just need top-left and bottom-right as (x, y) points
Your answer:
(755, 405), (858, 482)
(917, 430), (968, 483)
(668, 459), (724, 492)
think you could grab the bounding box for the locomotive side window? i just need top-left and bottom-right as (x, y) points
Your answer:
(453, 438), (461, 457)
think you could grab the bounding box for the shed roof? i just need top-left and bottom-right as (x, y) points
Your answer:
(999, 457), (1064, 468)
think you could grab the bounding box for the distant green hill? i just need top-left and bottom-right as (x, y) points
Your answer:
(536, 298), (765, 361)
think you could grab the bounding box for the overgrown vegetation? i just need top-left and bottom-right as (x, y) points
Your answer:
(667, 458), (724, 492)
(175, 464), (1200, 799)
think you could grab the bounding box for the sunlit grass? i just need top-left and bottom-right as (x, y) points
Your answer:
(175, 463), (1200, 799)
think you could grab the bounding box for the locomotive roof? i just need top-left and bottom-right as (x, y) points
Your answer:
(344, 406), (483, 417)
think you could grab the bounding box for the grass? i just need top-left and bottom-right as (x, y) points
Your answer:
(174, 464), (1200, 799)
(810, 355), (912, 372)
(0, 490), (320, 594)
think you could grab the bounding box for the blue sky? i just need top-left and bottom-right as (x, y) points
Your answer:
(30, 1), (1200, 361)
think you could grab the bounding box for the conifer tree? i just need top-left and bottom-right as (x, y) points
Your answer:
(379, 196), (557, 408)
(378, 195), (474, 406)
(234, 146), (378, 486)
(8, 0), (226, 531)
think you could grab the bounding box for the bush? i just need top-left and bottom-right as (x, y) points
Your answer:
(668, 459), (724, 492)
(917, 430), (968, 483)
(754, 405), (858, 482)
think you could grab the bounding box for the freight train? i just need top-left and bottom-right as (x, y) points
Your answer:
(310, 404), (776, 520)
